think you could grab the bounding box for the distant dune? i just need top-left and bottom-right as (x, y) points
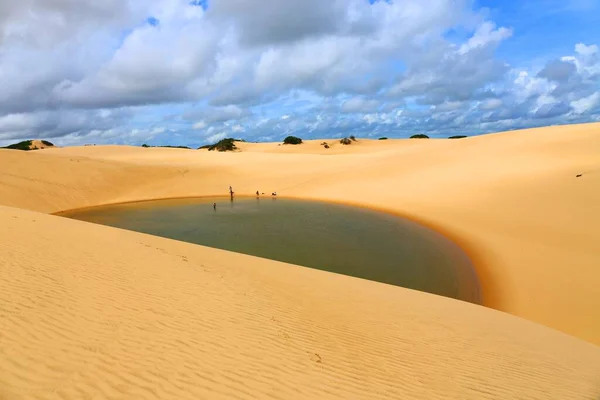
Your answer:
(1, 122), (599, 399)
(2, 139), (55, 151)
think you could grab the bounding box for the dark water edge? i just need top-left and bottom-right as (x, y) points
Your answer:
(60, 197), (481, 304)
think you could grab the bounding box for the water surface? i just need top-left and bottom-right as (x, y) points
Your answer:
(62, 197), (480, 303)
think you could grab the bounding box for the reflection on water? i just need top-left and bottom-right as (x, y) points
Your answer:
(61, 197), (480, 303)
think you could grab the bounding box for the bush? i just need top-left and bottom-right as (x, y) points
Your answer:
(410, 134), (429, 139)
(449, 135), (467, 139)
(340, 137), (352, 145)
(4, 140), (33, 150)
(324, 143), (330, 149)
(41, 140), (54, 146)
(378, 137), (388, 140)
(283, 136), (303, 145)
(142, 144), (191, 149)
(200, 138), (239, 152)
(349, 135), (357, 141)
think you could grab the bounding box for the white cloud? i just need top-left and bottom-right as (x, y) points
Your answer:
(205, 132), (227, 143)
(150, 127), (166, 135)
(231, 124), (245, 133)
(341, 97), (380, 113)
(193, 121), (207, 130)
(458, 22), (512, 55)
(478, 98), (503, 110)
(434, 101), (465, 112)
(185, 105), (251, 123)
(0, 1), (599, 145)
(575, 43), (598, 57)
(571, 92), (600, 114)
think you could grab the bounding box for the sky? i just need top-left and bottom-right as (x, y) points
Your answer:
(0, 0), (599, 147)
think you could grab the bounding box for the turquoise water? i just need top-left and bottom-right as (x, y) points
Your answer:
(61, 197), (480, 303)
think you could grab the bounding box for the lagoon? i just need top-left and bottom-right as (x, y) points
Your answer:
(61, 197), (480, 303)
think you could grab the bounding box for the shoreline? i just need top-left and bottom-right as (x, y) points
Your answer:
(56, 193), (485, 306)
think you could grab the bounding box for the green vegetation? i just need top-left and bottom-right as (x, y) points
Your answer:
(340, 137), (352, 145)
(448, 135), (467, 139)
(142, 144), (191, 149)
(4, 140), (34, 150)
(199, 138), (240, 152)
(283, 136), (303, 145)
(2, 140), (54, 151)
(378, 137), (388, 140)
(349, 135), (357, 141)
(410, 134), (429, 139)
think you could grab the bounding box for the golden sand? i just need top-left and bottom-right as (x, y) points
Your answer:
(1, 122), (599, 398)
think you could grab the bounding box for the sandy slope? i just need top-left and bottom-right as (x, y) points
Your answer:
(1, 206), (599, 399)
(1, 122), (600, 398)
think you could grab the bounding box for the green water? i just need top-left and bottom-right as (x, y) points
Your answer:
(61, 197), (480, 303)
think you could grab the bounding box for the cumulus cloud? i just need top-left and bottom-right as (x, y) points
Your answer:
(385, 22), (512, 107)
(571, 92), (600, 115)
(185, 105), (252, 124)
(0, 109), (131, 141)
(205, 132), (227, 143)
(341, 97), (381, 113)
(0, 0), (599, 146)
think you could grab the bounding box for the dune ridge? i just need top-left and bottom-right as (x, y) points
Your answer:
(1, 122), (600, 398)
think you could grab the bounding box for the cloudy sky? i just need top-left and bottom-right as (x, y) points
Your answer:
(1, 0), (599, 147)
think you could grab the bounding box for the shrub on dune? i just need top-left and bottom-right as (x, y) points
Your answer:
(199, 138), (240, 152)
(283, 136), (303, 145)
(410, 134), (429, 139)
(6, 140), (34, 150)
(2, 140), (53, 151)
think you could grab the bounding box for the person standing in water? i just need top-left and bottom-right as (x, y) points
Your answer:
(256, 190), (260, 197)
(213, 202), (216, 211)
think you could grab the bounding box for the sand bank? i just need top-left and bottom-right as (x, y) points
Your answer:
(1, 122), (600, 398)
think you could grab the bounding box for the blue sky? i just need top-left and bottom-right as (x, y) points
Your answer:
(0, 0), (599, 147)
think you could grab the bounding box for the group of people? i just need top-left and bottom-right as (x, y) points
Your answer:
(213, 186), (277, 210)
(255, 190), (276, 197)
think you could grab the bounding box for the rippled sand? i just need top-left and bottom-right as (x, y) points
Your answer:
(1, 122), (599, 398)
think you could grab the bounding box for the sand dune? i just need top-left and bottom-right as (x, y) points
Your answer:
(1, 123), (600, 398)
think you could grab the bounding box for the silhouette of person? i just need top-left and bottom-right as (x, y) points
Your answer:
(213, 202), (216, 211)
